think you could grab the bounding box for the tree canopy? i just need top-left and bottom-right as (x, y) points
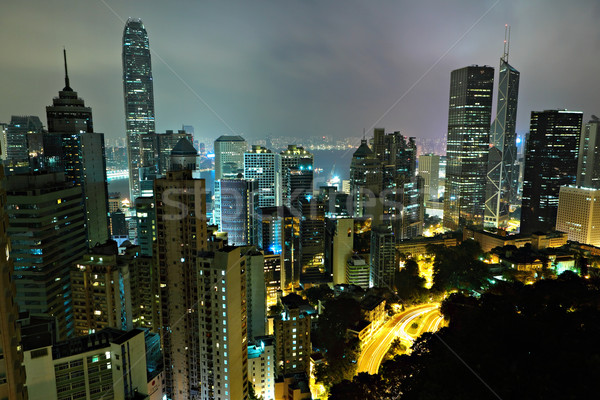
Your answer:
(330, 272), (600, 399)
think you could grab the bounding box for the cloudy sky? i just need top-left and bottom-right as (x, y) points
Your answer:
(1, 0), (599, 146)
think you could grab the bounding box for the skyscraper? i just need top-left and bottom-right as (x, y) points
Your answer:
(0, 153), (27, 400)
(46, 50), (109, 248)
(154, 158), (207, 399)
(197, 246), (249, 400)
(556, 186), (600, 247)
(521, 110), (583, 234)
(3, 115), (44, 170)
(576, 116), (600, 189)
(215, 135), (247, 180)
(444, 65), (494, 230)
(214, 178), (259, 246)
(370, 224), (396, 289)
(7, 172), (87, 339)
(123, 18), (156, 200)
(244, 145), (282, 208)
(349, 140), (382, 219)
(484, 32), (520, 230)
(280, 145), (313, 208)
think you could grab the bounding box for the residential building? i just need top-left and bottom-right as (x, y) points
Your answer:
(280, 145), (313, 208)
(243, 247), (267, 341)
(370, 225), (396, 289)
(349, 140), (382, 219)
(214, 178), (259, 246)
(325, 218), (354, 285)
(197, 246), (249, 400)
(248, 337), (275, 400)
(135, 197), (156, 257)
(418, 153), (441, 202)
(274, 294), (312, 376)
(346, 255), (370, 289)
(154, 152), (207, 398)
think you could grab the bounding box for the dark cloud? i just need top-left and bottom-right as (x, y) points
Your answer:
(1, 0), (599, 147)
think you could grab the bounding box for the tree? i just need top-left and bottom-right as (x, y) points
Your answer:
(314, 296), (362, 388)
(429, 240), (492, 292)
(303, 284), (334, 307)
(394, 259), (427, 303)
(330, 274), (600, 399)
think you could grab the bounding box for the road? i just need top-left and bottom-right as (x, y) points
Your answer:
(356, 303), (443, 375)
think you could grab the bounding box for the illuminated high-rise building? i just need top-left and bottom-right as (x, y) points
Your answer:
(244, 145), (282, 208)
(444, 65), (494, 230)
(349, 140), (382, 219)
(214, 178), (259, 246)
(3, 115), (43, 170)
(197, 246), (250, 400)
(154, 149), (207, 399)
(0, 153), (27, 399)
(215, 135), (247, 180)
(521, 110), (583, 234)
(576, 116), (600, 189)
(280, 145), (313, 208)
(7, 172), (87, 339)
(123, 18), (156, 200)
(484, 30), (520, 230)
(46, 50), (109, 248)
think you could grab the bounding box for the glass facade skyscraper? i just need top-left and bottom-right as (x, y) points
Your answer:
(484, 47), (520, 230)
(520, 110), (583, 234)
(123, 18), (155, 200)
(443, 65), (494, 230)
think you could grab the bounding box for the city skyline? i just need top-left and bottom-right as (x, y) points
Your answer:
(1, 0), (599, 145)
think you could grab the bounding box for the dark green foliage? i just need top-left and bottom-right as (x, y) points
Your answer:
(314, 296), (362, 388)
(330, 273), (600, 399)
(394, 259), (427, 303)
(428, 240), (492, 292)
(303, 284), (334, 307)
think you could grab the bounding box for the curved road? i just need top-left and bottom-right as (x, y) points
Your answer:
(356, 304), (442, 375)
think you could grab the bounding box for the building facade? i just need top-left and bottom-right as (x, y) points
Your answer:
(576, 117), (600, 189)
(521, 110), (583, 234)
(244, 146), (282, 208)
(556, 186), (600, 247)
(215, 135), (247, 180)
(123, 18), (156, 200)
(444, 65), (494, 230)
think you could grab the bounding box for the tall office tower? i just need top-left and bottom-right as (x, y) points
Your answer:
(484, 34), (520, 230)
(6, 172), (87, 339)
(556, 186), (600, 246)
(123, 18), (155, 200)
(215, 135), (248, 180)
(521, 110), (583, 234)
(244, 145), (282, 208)
(242, 248), (266, 342)
(259, 207), (294, 290)
(443, 65), (494, 230)
(22, 328), (150, 400)
(197, 246), (249, 400)
(372, 130), (423, 239)
(325, 218), (354, 285)
(214, 179), (259, 246)
(576, 116), (600, 188)
(46, 51), (109, 248)
(154, 162), (207, 399)
(71, 242), (124, 336)
(3, 115), (44, 169)
(109, 209), (128, 237)
(248, 336), (276, 400)
(140, 130), (194, 177)
(346, 254), (370, 289)
(350, 140), (383, 219)
(0, 159), (27, 400)
(274, 293), (312, 376)
(369, 225), (396, 289)
(280, 145), (314, 208)
(135, 197), (156, 256)
(297, 197), (326, 284)
(418, 154), (441, 202)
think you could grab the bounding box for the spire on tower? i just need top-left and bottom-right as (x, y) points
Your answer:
(502, 24), (511, 63)
(63, 48), (72, 91)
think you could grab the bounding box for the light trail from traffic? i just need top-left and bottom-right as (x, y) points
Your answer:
(357, 304), (442, 375)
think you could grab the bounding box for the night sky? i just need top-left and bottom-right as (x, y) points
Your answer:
(2, 0), (599, 146)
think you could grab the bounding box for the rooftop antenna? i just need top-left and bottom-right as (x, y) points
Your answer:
(362, 128), (366, 142)
(502, 24), (511, 63)
(63, 47), (72, 90)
